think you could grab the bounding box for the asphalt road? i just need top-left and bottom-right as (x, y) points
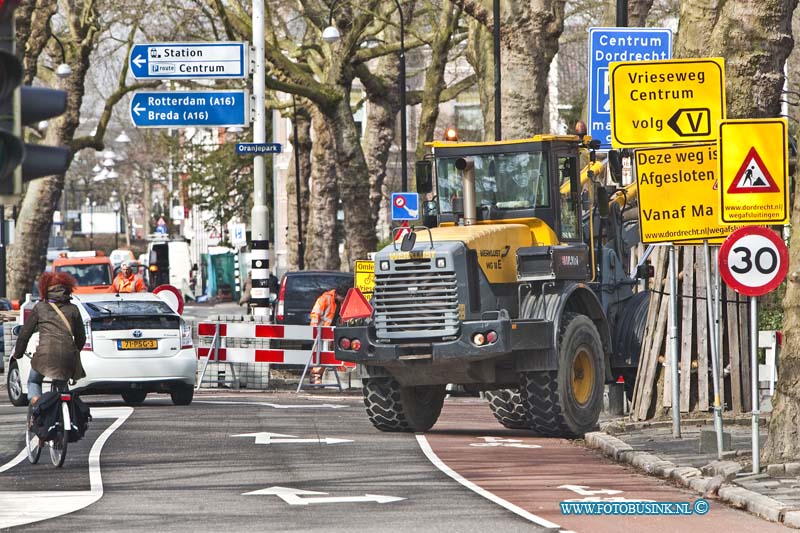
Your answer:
(0, 391), (789, 532)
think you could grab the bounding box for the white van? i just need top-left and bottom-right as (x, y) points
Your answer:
(147, 238), (196, 301)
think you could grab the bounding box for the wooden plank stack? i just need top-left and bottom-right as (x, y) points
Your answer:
(630, 245), (752, 420)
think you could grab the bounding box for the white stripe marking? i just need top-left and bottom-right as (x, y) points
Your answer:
(0, 407), (133, 529)
(415, 434), (561, 529)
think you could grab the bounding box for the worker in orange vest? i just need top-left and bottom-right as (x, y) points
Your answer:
(308, 286), (347, 385)
(112, 262), (146, 293)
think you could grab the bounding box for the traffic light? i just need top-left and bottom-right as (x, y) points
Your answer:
(0, 0), (23, 194)
(20, 85), (70, 181)
(0, 0), (71, 195)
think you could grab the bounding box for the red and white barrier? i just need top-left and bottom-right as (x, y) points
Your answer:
(196, 322), (354, 368)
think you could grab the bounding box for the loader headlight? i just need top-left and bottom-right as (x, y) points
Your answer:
(380, 260), (390, 271)
(435, 257), (446, 268)
(472, 333), (486, 346)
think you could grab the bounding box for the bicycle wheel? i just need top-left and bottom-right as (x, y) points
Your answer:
(49, 401), (68, 467)
(25, 408), (41, 464)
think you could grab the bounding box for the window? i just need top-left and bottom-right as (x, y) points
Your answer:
(558, 155), (581, 241)
(55, 264), (112, 286)
(436, 151), (549, 213)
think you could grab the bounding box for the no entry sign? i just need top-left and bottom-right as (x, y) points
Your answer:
(718, 226), (788, 296)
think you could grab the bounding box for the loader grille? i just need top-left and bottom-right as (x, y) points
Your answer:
(373, 256), (459, 340)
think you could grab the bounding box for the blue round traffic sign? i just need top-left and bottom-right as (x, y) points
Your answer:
(718, 226), (788, 296)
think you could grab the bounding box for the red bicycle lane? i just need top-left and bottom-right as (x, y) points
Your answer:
(421, 399), (789, 532)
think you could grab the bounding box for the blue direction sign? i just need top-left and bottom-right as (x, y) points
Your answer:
(391, 193), (419, 221)
(587, 28), (672, 149)
(129, 42), (247, 80)
(236, 143), (282, 154)
(130, 91), (248, 128)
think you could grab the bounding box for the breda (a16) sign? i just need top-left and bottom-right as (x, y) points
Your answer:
(718, 226), (788, 297)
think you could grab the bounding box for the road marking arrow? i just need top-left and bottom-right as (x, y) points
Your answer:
(0, 407), (133, 529)
(242, 486), (405, 505)
(231, 432), (352, 445)
(558, 484), (623, 496)
(469, 436), (541, 448)
(132, 102), (146, 116)
(195, 399), (347, 409)
(132, 54), (145, 68)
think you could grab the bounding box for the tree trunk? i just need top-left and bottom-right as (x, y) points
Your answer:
(456, 0), (565, 137)
(766, 179), (800, 463)
(675, 0), (795, 120)
(304, 107), (340, 270)
(332, 94), (378, 266)
(673, 0), (798, 456)
(360, 52), (400, 225)
(501, 2), (565, 137)
(8, 1), (97, 298)
(285, 104), (311, 271)
(465, 20), (495, 140)
(416, 3), (461, 151)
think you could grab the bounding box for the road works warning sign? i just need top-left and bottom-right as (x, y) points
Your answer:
(610, 58), (726, 147)
(354, 260), (374, 300)
(719, 118), (788, 224)
(635, 143), (734, 244)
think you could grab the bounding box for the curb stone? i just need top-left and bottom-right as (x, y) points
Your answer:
(584, 431), (798, 528)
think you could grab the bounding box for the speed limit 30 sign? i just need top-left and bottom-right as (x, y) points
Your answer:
(718, 226), (789, 296)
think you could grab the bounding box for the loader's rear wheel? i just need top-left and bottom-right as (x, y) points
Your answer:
(485, 389), (529, 429)
(521, 313), (604, 438)
(363, 378), (446, 432)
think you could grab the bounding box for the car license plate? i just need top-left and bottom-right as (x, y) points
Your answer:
(118, 339), (158, 350)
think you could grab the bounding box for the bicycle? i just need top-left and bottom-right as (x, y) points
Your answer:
(25, 379), (72, 468)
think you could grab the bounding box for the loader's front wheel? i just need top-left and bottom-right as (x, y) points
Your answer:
(485, 389), (529, 429)
(521, 313), (604, 438)
(363, 378), (446, 432)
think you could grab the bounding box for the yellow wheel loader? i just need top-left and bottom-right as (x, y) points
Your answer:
(335, 135), (648, 437)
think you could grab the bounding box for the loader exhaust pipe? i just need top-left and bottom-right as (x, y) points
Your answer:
(455, 157), (477, 225)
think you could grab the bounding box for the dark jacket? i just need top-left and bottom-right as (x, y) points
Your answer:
(13, 285), (86, 381)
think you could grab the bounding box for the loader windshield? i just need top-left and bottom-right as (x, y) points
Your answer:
(436, 151), (549, 214)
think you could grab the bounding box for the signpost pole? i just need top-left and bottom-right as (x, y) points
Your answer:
(668, 244), (681, 437)
(250, 0), (270, 317)
(703, 239), (724, 459)
(750, 295), (760, 473)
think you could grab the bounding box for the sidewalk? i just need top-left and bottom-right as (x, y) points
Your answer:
(585, 415), (800, 529)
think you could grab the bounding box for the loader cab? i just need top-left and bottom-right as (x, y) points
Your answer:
(419, 136), (585, 245)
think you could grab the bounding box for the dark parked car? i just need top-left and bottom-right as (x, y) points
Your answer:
(273, 270), (354, 325)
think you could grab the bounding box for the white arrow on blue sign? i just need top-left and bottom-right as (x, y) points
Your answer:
(130, 91), (249, 128)
(129, 42), (247, 80)
(391, 193), (419, 221)
(587, 27), (672, 150)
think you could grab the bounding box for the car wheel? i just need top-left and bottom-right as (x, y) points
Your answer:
(170, 385), (194, 406)
(121, 390), (147, 405)
(7, 361), (29, 407)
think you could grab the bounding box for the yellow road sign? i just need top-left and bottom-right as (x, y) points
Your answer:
(636, 143), (736, 244)
(610, 58), (726, 147)
(354, 260), (374, 300)
(719, 118), (788, 224)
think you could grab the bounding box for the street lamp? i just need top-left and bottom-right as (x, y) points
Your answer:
(86, 197), (96, 249)
(110, 191), (121, 249)
(324, 0), (408, 191)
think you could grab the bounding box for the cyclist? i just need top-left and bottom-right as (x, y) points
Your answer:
(13, 272), (86, 407)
